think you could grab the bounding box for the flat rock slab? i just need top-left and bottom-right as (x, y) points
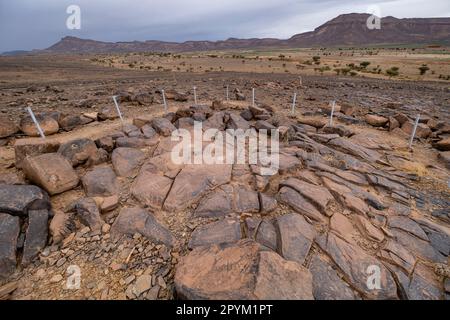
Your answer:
(0, 213), (20, 278)
(328, 137), (382, 163)
(22, 153), (79, 195)
(112, 147), (146, 177)
(22, 209), (49, 266)
(164, 164), (232, 212)
(14, 140), (60, 169)
(280, 178), (334, 214)
(82, 166), (119, 197)
(194, 186), (233, 218)
(188, 218), (241, 249)
(131, 171), (173, 210)
(245, 218), (277, 251)
(317, 232), (398, 299)
(111, 207), (175, 247)
(0, 185), (50, 216)
(309, 254), (357, 300)
(275, 213), (316, 265)
(277, 186), (325, 223)
(175, 240), (313, 300)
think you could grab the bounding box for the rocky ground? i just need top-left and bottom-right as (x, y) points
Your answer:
(0, 55), (449, 300)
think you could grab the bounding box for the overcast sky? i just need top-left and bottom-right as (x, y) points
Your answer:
(0, 0), (449, 52)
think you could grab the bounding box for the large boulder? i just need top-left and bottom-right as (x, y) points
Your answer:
(111, 207), (175, 247)
(433, 137), (450, 151)
(175, 240), (314, 300)
(365, 114), (388, 127)
(82, 166), (118, 197)
(58, 115), (93, 131)
(0, 213), (20, 278)
(22, 153), (79, 195)
(152, 118), (176, 137)
(0, 115), (18, 138)
(0, 184), (50, 216)
(401, 121), (432, 139)
(275, 213), (316, 265)
(14, 140), (60, 169)
(112, 147), (146, 177)
(20, 113), (59, 137)
(57, 139), (99, 167)
(22, 209), (49, 266)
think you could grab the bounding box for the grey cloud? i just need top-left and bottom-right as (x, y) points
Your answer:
(0, 0), (448, 52)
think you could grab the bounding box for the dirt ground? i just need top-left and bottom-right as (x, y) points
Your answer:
(0, 53), (449, 300)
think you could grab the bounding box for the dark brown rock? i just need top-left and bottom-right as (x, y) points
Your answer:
(275, 213), (316, 264)
(112, 147), (146, 177)
(194, 186), (233, 218)
(82, 166), (118, 197)
(0, 185), (50, 217)
(277, 186), (325, 223)
(111, 207), (175, 247)
(71, 198), (104, 232)
(0, 213), (20, 278)
(57, 139), (99, 167)
(131, 171), (172, 209)
(152, 118), (176, 137)
(309, 254), (357, 300)
(22, 209), (49, 265)
(0, 115), (18, 138)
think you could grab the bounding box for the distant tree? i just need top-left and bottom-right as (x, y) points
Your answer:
(312, 56), (321, 64)
(386, 67), (400, 77)
(419, 64), (430, 75)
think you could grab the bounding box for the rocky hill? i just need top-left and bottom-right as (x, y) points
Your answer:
(42, 13), (450, 54)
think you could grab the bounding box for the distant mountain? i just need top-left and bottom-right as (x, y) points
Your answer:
(1, 50), (30, 56)
(41, 13), (450, 54)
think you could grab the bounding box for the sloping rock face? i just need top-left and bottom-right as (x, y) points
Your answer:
(175, 240), (313, 300)
(0, 213), (20, 278)
(164, 164), (232, 212)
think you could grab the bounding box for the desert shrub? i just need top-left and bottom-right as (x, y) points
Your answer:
(350, 71), (357, 76)
(360, 61), (371, 68)
(386, 67), (399, 77)
(312, 56), (321, 65)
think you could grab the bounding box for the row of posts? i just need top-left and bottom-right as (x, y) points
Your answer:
(24, 80), (422, 150)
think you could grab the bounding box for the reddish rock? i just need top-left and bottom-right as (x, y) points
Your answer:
(152, 118), (176, 137)
(22, 153), (79, 195)
(112, 147), (146, 177)
(14, 140), (60, 169)
(20, 113), (59, 137)
(0, 115), (18, 138)
(277, 186), (325, 223)
(188, 218), (241, 249)
(164, 164), (231, 212)
(59, 115), (93, 131)
(175, 240), (313, 300)
(280, 178), (334, 214)
(365, 114), (388, 127)
(317, 232), (398, 299)
(194, 186), (233, 218)
(401, 121), (432, 139)
(433, 137), (450, 151)
(131, 171), (172, 210)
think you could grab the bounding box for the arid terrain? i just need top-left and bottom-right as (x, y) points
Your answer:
(0, 52), (449, 300)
